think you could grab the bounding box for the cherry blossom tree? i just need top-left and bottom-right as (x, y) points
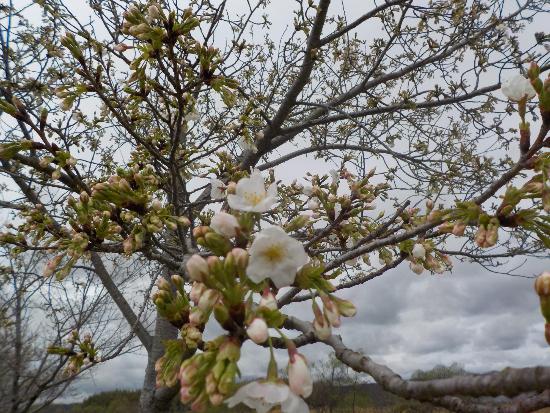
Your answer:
(1, 1), (550, 413)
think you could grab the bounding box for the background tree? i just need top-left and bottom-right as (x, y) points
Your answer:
(0, 1), (550, 413)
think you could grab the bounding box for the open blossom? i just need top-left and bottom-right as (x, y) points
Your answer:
(288, 353), (313, 398)
(501, 74), (536, 102)
(247, 317), (269, 344)
(210, 177), (225, 199)
(227, 169), (277, 212)
(226, 381), (309, 413)
(411, 243), (426, 259)
(210, 212), (240, 238)
(247, 227), (309, 288)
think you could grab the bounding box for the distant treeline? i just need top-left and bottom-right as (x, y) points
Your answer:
(43, 384), (448, 413)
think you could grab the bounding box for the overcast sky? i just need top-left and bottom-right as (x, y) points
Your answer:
(12, 0), (550, 404)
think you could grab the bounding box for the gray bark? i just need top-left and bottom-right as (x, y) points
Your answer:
(139, 314), (179, 413)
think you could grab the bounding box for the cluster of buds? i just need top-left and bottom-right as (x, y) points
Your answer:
(311, 293), (356, 339)
(534, 272), (550, 345)
(526, 62), (550, 121)
(192, 226), (233, 256)
(178, 337), (240, 410)
(121, 4), (198, 51)
(67, 192), (122, 241)
(405, 240), (451, 275)
(47, 330), (98, 376)
(152, 275), (189, 327)
(475, 216), (499, 248)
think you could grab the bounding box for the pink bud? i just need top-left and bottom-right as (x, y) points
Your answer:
(180, 385), (193, 403)
(535, 272), (550, 297)
(186, 254), (209, 282)
(288, 353), (313, 397)
(114, 43), (132, 52)
(259, 288), (278, 311)
(188, 308), (204, 326)
(189, 282), (206, 304)
(246, 317), (269, 344)
(321, 295), (341, 327)
(198, 289), (219, 312)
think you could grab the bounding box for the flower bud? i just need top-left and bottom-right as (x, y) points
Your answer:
(259, 288), (278, 311)
(188, 308), (205, 326)
(452, 222), (466, 236)
(114, 43), (132, 52)
(332, 296), (357, 317)
(156, 277), (170, 291)
(411, 243), (426, 259)
(230, 248), (248, 270)
(210, 212), (240, 238)
(410, 261), (424, 275)
(43, 255), (63, 276)
(288, 353), (313, 398)
(246, 317), (269, 344)
(312, 300), (331, 339)
(321, 294), (341, 327)
(198, 289), (219, 312)
(218, 338), (241, 362)
(180, 385), (193, 403)
(535, 272), (550, 297)
(186, 254), (209, 282)
(189, 282), (205, 304)
(171, 274), (183, 288)
(148, 5), (161, 19)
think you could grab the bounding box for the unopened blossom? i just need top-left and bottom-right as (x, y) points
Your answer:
(410, 261), (424, 275)
(210, 212), (240, 238)
(247, 317), (269, 344)
(535, 271), (550, 297)
(288, 353), (313, 398)
(247, 226), (308, 288)
(186, 254), (209, 282)
(227, 169), (277, 212)
(411, 243), (426, 259)
(114, 43), (132, 52)
(189, 282), (206, 305)
(210, 177), (225, 199)
(226, 381), (309, 413)
(501, 74), (536, 102)
(259, 289), (278, 311)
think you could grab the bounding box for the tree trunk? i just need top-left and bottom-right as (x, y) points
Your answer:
(139, 314), (179, 413)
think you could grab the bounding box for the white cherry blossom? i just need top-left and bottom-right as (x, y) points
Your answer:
(227, 170), (277, 212)
(501, 74), (536, 102)
(225, 381), (309, 413)
(247, 227), (308, 288)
